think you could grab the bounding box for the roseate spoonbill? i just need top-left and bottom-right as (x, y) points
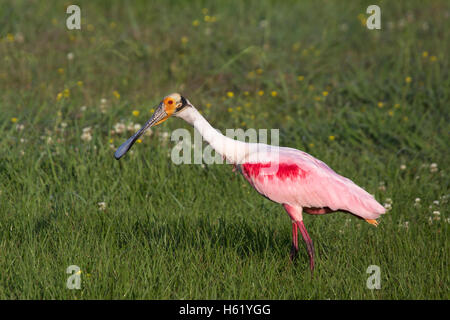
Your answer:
(115, 93), (385, 272)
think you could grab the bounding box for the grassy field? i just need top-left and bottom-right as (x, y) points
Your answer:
(0, 0), (448, 299)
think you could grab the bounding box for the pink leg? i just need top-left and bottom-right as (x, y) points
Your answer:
(296, 220), (315, 272)
(290, 222), (299, 261)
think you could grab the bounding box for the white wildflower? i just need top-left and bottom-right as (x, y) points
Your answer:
(430, 163), (438, 173)
(113, 122), (126, 134)
(81, 132), (92, 142)
(160, 131), (170, 142)
(100, 99), (108, 113)
(399, 221), (409, 229)
(414, 198), (421, 207)
(127, 122), (135, 132)
(81, 127), (92, 142)
(98, 202), (106, 211)
(144, 128), (153, 136)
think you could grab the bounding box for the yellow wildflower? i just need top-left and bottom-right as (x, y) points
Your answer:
(6, 33), (14, 42)
(258, 90), (264, 96)
(422, 51), (428, 58)
(181, 36), (188, 44)
(11, 117), (18, 123)
(236, 106), (242, 111)
(309, 143), (314, 148)
(202, 8), (208, 15)
(394, 103), (400, 109)
(322, 91), (329, 97)
(56, 92), (63, 101)
(192, 20), (200, 27)
(77, 81), (83, 87)
(57, 68), (64, 75)
(228, 107), (233, 112)
(378, 102), (384, 108)
(329, 135), (335, 141)
(226, 91), (234, 98)
(405, 76), (412, 83)
(132, 110), (140, 117)
(308, 85), (314, 91)
(297, 75), (305, 81)
(430, 55), (437, 62)
(136, 139), (142, 144)
(256, 68), (263, 75)
(204, 15), (211, 22)
(271, 91), (278, 97)
(63, 88), (70, 98)
(388, 110), (394, 116)
(206, 103), (211, 108)
(244, 91), (249, 96)
(113, 90), (120, 99)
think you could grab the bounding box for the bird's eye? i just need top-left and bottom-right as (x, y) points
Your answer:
(168, 99), (174, 105)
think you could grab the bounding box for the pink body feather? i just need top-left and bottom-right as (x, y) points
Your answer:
(239, 147), (385, 221)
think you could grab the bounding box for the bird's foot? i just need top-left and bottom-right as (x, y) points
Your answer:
(297, 220), (315, 274)
(289, 243), (298, 262)
(305, 240), (315, 273)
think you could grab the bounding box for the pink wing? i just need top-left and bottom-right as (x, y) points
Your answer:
(239, 147), (385, 220)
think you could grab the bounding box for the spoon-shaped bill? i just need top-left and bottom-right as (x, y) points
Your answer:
(114, 103), (167, 160)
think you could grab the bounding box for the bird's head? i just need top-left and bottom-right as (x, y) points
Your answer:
(114, 93), (192, 160)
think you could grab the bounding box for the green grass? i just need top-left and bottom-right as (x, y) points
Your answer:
(0, 0), (448, 299)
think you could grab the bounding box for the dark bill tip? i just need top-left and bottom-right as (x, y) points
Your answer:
(114, 131), (141, 160)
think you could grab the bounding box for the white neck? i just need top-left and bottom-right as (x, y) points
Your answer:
(175, 106), (252, 163)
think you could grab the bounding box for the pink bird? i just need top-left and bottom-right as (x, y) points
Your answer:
(115, 93), (386, 272)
